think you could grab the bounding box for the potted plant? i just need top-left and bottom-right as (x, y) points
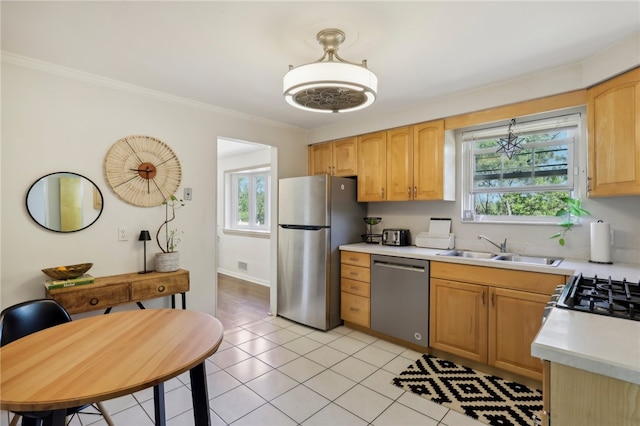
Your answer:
(550, 197), (590, 246)
(155, 195), (185, 272)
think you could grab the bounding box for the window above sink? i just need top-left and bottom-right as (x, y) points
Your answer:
(460, 110), (584, 225)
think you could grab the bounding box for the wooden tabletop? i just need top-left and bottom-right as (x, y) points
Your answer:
(0, 309), (224, 412)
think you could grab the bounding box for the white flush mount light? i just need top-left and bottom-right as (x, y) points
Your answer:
(283, 28), (378, 113)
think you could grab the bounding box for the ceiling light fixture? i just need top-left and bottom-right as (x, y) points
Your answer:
(283, 28), (378, 113)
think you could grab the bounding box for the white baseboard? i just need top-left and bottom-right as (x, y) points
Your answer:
(217, 268), (270, 288)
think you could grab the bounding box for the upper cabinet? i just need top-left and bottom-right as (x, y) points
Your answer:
(356, 120), (454, 202)
(308, 137), (357, 177)
(587, 67), (640, 197)
(413, 120), (455, 201)
(357, 131), (387, 201)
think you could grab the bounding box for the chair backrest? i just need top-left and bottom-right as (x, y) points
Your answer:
(0, 299), (72, 347)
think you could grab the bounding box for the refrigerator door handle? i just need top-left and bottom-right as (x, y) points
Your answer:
(279, 225), (328, 231)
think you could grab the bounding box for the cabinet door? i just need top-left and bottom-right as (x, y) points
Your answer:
(357, 131), (387, 201)
(430, 278), (488, 363)
(308, 142), (333, 175)
(333, 137), (358, 176)
(341, 291), (370, 327)
(587, 67), (640, 197)
(413, 120), (446, 200)
(386, 126), (414, 201)
(488, 287), (549, 380)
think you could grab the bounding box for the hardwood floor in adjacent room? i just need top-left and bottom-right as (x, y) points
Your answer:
(216, 273), (270, 329)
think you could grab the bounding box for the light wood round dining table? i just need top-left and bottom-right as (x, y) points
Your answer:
(0, 308), (224, 425)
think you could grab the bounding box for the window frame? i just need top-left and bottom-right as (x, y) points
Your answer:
(461, 111), (583, 224)
(225, 166), (271, 234)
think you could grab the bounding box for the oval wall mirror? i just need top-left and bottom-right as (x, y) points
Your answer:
(26, 172), (104, 233)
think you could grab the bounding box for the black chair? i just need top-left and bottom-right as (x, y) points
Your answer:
(0, 299), (114, 426)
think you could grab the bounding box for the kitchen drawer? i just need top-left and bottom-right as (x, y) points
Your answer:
(48, 283), (130, 315)
(341, 291), (370, 327)
(341, 278), (371, 297)
(341, 264), (371, 282)
(131, 274), (189, 301)
(341, 251), (370, 268)
(431, 261), (566, 295)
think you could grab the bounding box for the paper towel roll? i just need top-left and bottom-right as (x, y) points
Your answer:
(590, 221), (611, 263)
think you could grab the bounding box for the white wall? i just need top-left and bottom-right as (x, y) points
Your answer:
(0, 59), (307, 314)
(217, 147), (272, 286)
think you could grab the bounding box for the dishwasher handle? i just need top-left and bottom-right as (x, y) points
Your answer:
(372, 260), (426, 273)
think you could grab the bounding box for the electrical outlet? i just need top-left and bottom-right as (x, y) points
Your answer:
(184, 187), (192, 201)
(118, 226), (128, 241)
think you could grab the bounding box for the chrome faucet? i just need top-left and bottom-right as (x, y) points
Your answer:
(478, 235), (508, 253)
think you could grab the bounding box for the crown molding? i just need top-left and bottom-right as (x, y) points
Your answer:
(1, 51), (300, 130)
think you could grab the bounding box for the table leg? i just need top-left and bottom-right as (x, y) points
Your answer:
(153, 383), (166, 426)
(39, 409), (65, 426)
(190, 362), (210, 426)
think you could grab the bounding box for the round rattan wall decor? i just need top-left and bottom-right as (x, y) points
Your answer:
(105, 135), (182, 207)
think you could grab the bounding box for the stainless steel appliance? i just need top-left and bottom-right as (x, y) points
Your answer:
(277, 176), (365, 330)
(370, 254), (429, 346)
(382, 229), (410, 246)
(554, 273), (639, 321)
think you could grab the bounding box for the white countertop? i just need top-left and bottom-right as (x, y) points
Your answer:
(532, 308), (640, 385)
(339, 242), (640, 280)
(340, 242), (640, 384)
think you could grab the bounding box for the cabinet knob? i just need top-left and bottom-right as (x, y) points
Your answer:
(414, 186), (417, 197)
(158, 285), (166, 293)
(89, 298), (99, 306)
(407, 187), (411, 196)
(350, 307), (359, 312)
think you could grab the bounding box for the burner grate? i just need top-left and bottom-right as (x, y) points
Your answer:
(556, 274), (640, 321)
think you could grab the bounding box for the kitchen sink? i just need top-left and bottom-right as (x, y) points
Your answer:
(436, 250), (563, 267)
(436, 250), (497, 259)
(492, 254), (563, 267)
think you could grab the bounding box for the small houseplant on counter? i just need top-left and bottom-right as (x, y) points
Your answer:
(550, 197), (590, 246)
(155, 195), (185, 272)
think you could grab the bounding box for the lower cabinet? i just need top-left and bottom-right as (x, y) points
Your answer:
(340, 251), (371, 328)
(544, 361), (640, 426)
(430, 262), (565, 381)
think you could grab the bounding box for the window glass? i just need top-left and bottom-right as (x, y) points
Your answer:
(226, 168), (270, 232)
(462, 113), (580, 222)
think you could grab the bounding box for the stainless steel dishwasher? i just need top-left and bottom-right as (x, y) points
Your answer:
(370, 254), (429, 347)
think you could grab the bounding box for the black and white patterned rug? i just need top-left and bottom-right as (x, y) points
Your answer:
(392, 354), (542, 426)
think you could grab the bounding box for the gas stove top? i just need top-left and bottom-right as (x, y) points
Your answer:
(556, 273), (640, 321)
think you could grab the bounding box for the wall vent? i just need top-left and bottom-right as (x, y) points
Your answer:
(238, 261), (248, 271)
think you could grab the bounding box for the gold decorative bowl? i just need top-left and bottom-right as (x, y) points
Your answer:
(42, 263), (93, 280)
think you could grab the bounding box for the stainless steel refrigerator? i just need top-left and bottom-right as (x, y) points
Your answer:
(277, 175), (366, 330)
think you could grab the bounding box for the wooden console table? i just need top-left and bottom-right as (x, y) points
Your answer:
(45, 269), (189, 314)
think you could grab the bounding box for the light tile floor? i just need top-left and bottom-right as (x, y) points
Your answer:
(2, 315), (485, 426)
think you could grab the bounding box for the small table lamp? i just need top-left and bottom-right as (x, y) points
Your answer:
(138, 230), (152, 274)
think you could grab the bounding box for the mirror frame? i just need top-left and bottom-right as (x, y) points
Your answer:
(26, 171), (104, 233)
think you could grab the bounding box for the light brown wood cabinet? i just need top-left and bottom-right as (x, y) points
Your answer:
(356, 131), (387, 201)
(587, 67), (640, 197)
(430, 262), (565, 380)
(356, 121), (453, 202)
(340, 251), (371, 327)
(308, 137), (357, 176)
(543, 361), (640, 426)
(46, 269), (189, 314)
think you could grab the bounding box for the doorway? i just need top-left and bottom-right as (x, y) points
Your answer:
(216, 138), (277, 327)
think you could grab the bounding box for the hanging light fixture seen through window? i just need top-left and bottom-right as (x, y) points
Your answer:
(283, 28), (378, 113)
